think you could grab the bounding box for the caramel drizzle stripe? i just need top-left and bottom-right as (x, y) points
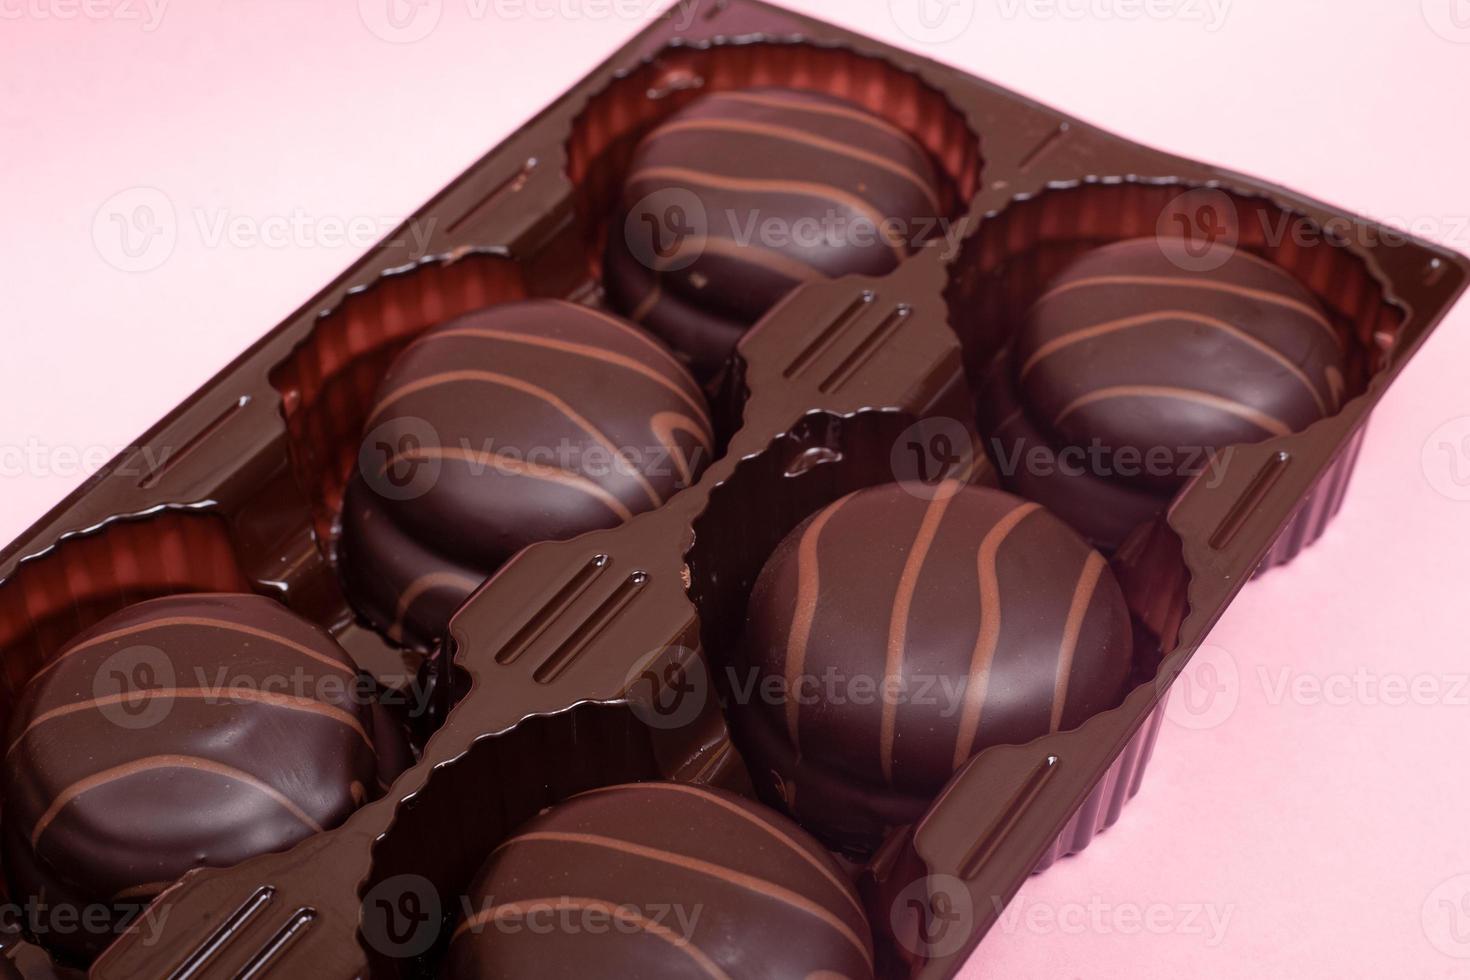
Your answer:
(30, 617), (356, 685)
(558, 300), (697, 377)
(370, 369), (663, 509)
(31, 754), (324, 846)
(880, 482), (961, 786)
(627, 166), (908, 264)
(1033, 275), (1341, 348)
(650, 235), (826, 284)
(785, 495), (851, 748)
(1325, 365), (1346, 407)
(951, 502), (1041, 772)
(1051, 552), (1106, 733)
(380, 446), (635, 522)
(629, 279), (662, 323)
(688, 740), (734, 784)
(389, 571), (485, 643)
(717, 90), (916, 146)
(1019, 310), (1331, 415)
(649, 411), (711, 486)
(573, 783), (864, 921)
(112, 881), (172, 902)
(1055, 386), (1292, 438)
(499, 832), (872, 968)
(652, 118), (940, 213)
(408, 325), (711, 426)
(7, 688), (371, 758)
(451, 896), (730, 978)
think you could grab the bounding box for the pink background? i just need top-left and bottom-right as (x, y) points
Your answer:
(4, 1), (1470, 975)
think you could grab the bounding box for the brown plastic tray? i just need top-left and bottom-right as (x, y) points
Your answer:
(1, 2), (1465, 977)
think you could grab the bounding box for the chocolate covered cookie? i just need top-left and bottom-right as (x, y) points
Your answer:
(340, 299), (713, 647)
(447, 782), (873, 979)
(733, 482), (1133, 853)
(1, 593), (406, 963)
(981, 238), (1346, 549)
(605, 87), (945, 377)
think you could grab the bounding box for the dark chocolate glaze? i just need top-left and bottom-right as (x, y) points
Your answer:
(978, 238), (1347, 549)
(1015, 238), (1345, 491)
(604, 87), (944, 378)
(339, 299), (713, 648)
(1, 593), (404, 964)
(977, 346), (1168, 553)
(732, 483), (1132, 854)
(446, 782), (874, 979)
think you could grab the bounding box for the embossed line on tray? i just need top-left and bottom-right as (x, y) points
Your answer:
(782, 291), (876, 380)
(137, 395), (252, 490)
(818, 304), (913, 393)
(958, 755), (1059, 881)
(1209, 450), (1291, 551)
(532, 570), (650, 684)
(1018, 122), (1071, 171)
(495, 554), (610, 666)
(235, 908), (317, 979)
(168, 885), (275, 980)
(444, 158), (540, 238)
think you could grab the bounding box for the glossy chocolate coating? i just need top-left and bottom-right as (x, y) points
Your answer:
(604, 87), (944, 377)
(732, 483), (1132, 854)
(446, 782), (873, 979)
(980, 238), (1346, 548)
(1, 593), (404, 963)
(339, 299), (713, 647)
(977, 346), (1168, 553)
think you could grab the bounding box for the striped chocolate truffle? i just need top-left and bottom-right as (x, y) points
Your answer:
(1, 593), (405, 963)
(1015, 237), (1345, 493)
(604, 87), (945, 378)
(339, 299), (713, 648)
(977, 346), (1171, 553)
(732, 483), (1132, 854)
(447, 782), (874, 979)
